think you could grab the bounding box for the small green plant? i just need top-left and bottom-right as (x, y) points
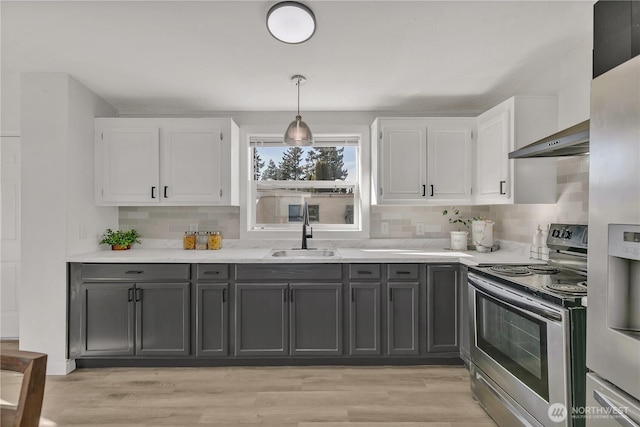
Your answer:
(442, 208), (482, 231)
(99, 229), (142, 247)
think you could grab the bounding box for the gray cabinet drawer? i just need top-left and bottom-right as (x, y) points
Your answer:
(197, 264), (229, 280)
(81, 263), (190, 281)
(349, 264), (381, 280)
(235, 264), (342, 281)
(387, 264), (420, 280)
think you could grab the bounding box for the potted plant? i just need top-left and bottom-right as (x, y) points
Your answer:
(442, 208), (477, 250)
(99, 228), (142, 250)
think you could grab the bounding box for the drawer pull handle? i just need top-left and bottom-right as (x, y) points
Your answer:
(125, 270), (143, 274)
(203, 271), (220, 275)
(396, 271), (411, 275)
(357, 270), (372, 275)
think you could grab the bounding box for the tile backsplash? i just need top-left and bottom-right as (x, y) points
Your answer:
(119, 206), (240, 239)
(119, 156), (588, 244)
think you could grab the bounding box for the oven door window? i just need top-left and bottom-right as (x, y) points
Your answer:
(476, 291), (549, 401)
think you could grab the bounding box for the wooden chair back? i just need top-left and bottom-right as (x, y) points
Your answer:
(1, 350), (47, 427)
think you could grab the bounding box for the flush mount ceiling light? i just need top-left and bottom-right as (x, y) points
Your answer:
(284, 75), (313, 146)
(267, 1), (316, 44)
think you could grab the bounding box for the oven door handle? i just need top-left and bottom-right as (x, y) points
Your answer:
(594, 390), (640, 427)
(469, 276), (563, 322)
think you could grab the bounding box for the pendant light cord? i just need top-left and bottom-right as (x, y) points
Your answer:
(297, 76), (301, 116)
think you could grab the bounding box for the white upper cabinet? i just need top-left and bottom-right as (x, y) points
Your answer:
(95, 118), (239, 206)
(475, 96), (558, 205)
(427, 120), (473, 201)
(371, 118), (473, 205)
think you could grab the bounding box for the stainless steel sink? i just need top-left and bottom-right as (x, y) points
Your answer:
(269, 249), (336, 258)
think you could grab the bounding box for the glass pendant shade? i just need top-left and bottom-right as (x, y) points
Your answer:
(284, 115), (313, 146)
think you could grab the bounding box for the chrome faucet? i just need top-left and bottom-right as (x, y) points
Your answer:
(301, 201), (313, 249)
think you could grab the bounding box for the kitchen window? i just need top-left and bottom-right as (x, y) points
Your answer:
(247, 135), (363, 236)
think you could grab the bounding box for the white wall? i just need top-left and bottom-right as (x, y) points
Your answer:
(20, 73), (117, 375)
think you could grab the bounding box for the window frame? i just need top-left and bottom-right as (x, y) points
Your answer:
(242, 132), (369, 239)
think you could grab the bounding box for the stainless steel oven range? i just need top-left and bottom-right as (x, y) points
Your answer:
(468, 223), (588, 427)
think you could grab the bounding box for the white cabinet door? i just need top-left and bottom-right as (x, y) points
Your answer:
(161, 126), (221, 204)
(379, 119), (427, 202)
(476, 111), (510, 202)
(427, 120), (473, 201)
(98, 126), (160, 204)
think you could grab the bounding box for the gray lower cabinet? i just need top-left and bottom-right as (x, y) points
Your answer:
(348, 282), (381, 355)
(80, 282), (134, 356)
(235, 282), (343, 357)
(135, 282), (190, 356)
(196, 283), (229, 357)
(79, 281), (190, 357)
(426, 264), (460, 353)
(290, 283), (342, 356)
(235, 283), (289, 356)
(387, 282), (420, 355)
(348, 264), (382, 356)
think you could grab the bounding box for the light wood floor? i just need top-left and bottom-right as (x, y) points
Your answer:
(1, 342), (495, 427)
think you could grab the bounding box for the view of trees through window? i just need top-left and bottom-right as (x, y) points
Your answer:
(254, 146), (351, 184)
(251, 143), (358, 228)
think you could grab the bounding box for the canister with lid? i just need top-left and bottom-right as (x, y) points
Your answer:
(208, 231), (222, 250)
(196, 231), (209, 250)
(183, 232), (196, 250)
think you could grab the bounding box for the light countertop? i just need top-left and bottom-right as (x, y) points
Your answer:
(66, 239), (539, 266)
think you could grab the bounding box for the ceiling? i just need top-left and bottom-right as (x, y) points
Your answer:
(1, 1), (594, 117)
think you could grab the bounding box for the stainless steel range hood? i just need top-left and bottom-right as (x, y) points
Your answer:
(508, 120), (589, 159)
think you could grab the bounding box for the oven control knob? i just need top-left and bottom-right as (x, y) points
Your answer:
(552, 229), (560, 238)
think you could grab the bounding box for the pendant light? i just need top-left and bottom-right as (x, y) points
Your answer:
(284, 75), (313, 146)
(267, 2), (316, 44)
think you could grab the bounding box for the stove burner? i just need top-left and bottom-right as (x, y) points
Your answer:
(544, 283), (588, 295)
(489, 266), (533, 276)
(527, 265), (560, 275)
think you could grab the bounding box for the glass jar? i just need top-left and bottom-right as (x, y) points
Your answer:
(183, 232), (196, 250)
(195, 231), (208, 250)
(208, 231), (222, 250)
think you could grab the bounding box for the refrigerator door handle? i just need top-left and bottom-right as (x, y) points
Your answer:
(593, 390), (640, 427)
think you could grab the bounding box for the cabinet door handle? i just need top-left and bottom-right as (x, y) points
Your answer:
(135, 288), (141, 302)
(151, 186), (157, 199)
(351, 288), (355, 302)
(128, 288), (134, 302)
(222, 288), (226, 303)
(356, 270), (372, 275)
(163, 186), (168, 198)
(421, 185), (426, 196)
(125, 270), (143, 275)
(430, 185), (434, 197)
(499, 181), (506, 195)
(389, 288), (393, 302)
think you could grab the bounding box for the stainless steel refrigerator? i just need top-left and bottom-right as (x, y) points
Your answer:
(586, 54), (640, 425)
